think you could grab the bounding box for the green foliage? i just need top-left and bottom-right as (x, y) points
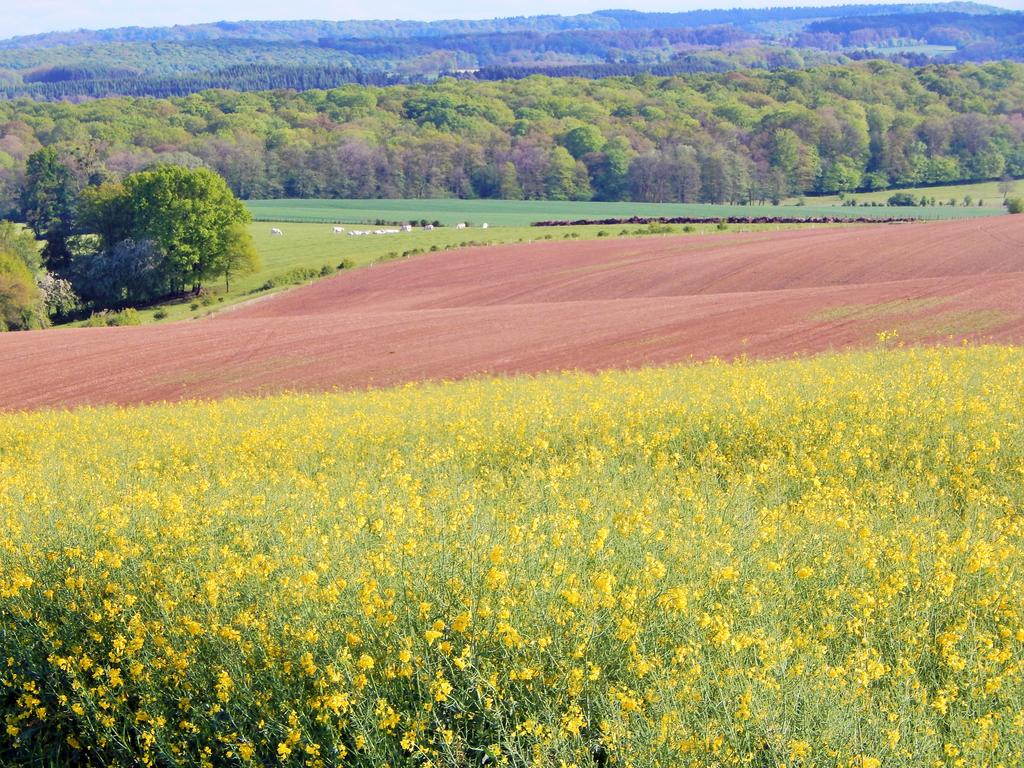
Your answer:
(1006, 197), (1024, 214)
(4, 63), (1024, 209)
(118, 166), (252, 292)
(818, 157), (863, 195)
(545, 147), (592, 201)
(78, 182), (135, 247)
(0, 221), (41, 272)
(20, 148), (76, 272)
(83, 308), (143, 326)
(214, 223), (260, 291)
(81, 311), (110, 327)
(562, 125), (605, 159)
(498, 162), (523, 201)
(887, 192), (918, 206)
(58, 167), (256, 311)
(0, 246), (40, 331)
(107, 307), (142, 326)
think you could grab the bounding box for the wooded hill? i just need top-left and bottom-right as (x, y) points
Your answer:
(0, 3), (1018, 99)
(0, 62), (1020, 213)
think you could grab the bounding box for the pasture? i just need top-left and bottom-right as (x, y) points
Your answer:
(245, 197), (1002, 227)
(805, 177), (1021, 208)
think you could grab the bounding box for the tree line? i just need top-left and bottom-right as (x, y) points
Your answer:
(0, 62), (1019, 214)
(0, 6), (1018, 100)
(0, 65), (400, 101)
(0, 6), (982, 49)
(0, 158), (257, 329)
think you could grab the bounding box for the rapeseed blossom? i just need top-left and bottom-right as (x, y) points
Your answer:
(2, 345), (1024, 766)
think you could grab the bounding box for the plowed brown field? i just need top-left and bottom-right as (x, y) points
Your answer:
(2, 217), (1023, 410)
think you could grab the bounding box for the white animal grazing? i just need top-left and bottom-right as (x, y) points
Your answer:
(401, 224), (413, 232)
(456, 222), (467, 230)
(270, 227), (283, 236)
(481, 223), (489, 229)
(333, 227), (345, 234)
(424, 224), (434, 231)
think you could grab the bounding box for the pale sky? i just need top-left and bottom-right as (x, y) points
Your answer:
(7, 0), (1021, 38)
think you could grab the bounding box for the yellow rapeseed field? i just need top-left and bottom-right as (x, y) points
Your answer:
(2, 346), (1023, 767)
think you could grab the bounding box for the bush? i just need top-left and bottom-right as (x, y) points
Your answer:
(887, 192), (917, 207)
(107, 308), (141, 326)
(83, 308), (142, 326)
(255, 267), (320, 291)
(1006, 197), (1024, 214)
(36, 271), (80, 321)
(319, 265), (333, 277)
(153, 309), (168, 320)
(286, 267), (319, 284)
(337, 258), (356, 270)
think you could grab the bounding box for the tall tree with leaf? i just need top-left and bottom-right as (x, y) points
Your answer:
(0, 244), (41, 331)
(213, 223), (260, 292)
(121, 166), (253, 294)
(20, 148), (76, 274)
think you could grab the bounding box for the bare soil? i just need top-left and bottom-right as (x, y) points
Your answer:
(2, 217), (1023, 410)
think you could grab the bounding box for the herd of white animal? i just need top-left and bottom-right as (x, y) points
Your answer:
(270, 223), (489, 237)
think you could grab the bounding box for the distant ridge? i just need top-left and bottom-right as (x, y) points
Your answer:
(0, 2), (1019, 100)
(0, 2), (1008, 47)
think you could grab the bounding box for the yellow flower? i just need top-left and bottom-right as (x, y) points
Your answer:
(788, 739), (811, 761)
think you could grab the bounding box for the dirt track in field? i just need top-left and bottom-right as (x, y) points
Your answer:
(2, 217), (1024, 410)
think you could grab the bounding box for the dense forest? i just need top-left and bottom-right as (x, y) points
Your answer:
(0, 61), (1020, 214)
(798, 12), (1024, 59)
(1, 5), (999, 48)
(0, 66), (399, 101)
(0, 4), (1018, 100)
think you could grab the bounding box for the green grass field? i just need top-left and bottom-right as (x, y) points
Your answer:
(130, 219), (825, 324)
(246, 197), (1002, 227)
(803, 178), (1020, 209)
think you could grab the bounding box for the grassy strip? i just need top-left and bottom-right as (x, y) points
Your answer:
(246, 197), (1002, 227)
